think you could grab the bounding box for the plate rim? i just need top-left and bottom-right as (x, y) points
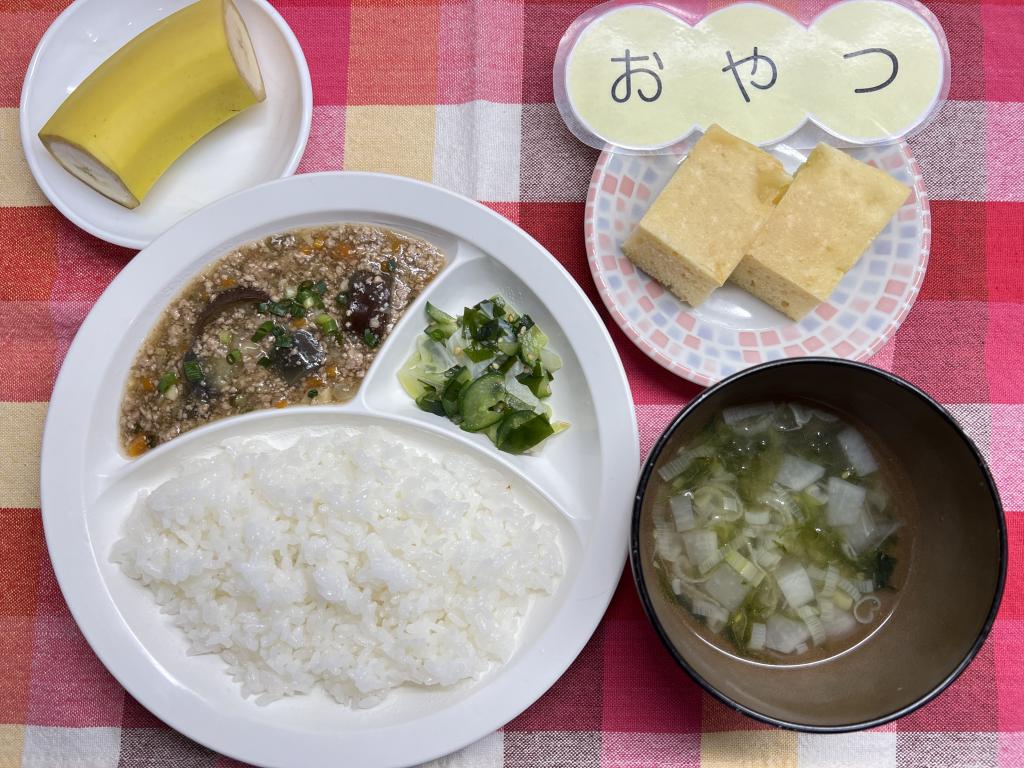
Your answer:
(18, 0), (314, 250)
(584, 143), (932, 386)
(40, 171), (640, 768)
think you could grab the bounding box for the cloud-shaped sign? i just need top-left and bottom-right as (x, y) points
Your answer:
(556, 0), (948, 150)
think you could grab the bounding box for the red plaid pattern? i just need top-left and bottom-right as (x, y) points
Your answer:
(0, 0), (1019, 765)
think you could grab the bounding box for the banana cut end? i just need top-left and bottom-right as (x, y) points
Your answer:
(41, 137), (140, 209)
(224, 0), (266, 102)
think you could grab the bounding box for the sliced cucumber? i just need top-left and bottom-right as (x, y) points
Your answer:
(426, 302), (457, 324)
(519, 324), (548, 365)
(458, 373), (507, 431)
(402, 295), (568, 454)
(516, 363), (552, 398)
(441, 366), (471, 420)
(425, 321), (456, 341)
(497, 340), (520, 357)
(397, 359), (427, 399)
(539, 346), (562, 373)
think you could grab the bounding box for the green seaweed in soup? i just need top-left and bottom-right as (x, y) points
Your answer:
(650, 402), (903, 662)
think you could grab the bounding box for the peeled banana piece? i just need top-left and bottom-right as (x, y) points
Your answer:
(38, 0), (266, 209)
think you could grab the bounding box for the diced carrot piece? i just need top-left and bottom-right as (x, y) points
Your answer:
(126, 434), (150, 457)
(140, 376), (155, 393)
(273, 398), (288, 409)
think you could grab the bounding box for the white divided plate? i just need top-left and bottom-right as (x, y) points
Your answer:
(20, 0), (312, 250)
(40, 173), (639, 768)
(586, 142), (930, 386)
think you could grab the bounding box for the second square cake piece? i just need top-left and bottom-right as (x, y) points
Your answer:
(731, 144), (911, 320)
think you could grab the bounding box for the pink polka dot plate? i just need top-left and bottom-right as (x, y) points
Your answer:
(585, 142), (930, 387)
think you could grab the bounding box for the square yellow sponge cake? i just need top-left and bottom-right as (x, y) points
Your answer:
(621, 124), (792, 307)
(732, 144), (911, 320)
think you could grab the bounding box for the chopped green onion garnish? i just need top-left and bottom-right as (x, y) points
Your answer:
(226, 350), (242, 365)
(257, 356), (273, 368)
(311, 280), (327, 295)
(363, 329), (379, 348)
(307, 389), (318, 399)
(335, 292), (348, 307)
(183, 360), (204, 383)
(252, 321), (275, 342)
(314, 314), (339, 334)
(156, 372), (177, 394)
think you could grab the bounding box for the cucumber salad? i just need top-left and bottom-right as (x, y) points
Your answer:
(399, 296), (567, 454)
(651, 402), (903, 661)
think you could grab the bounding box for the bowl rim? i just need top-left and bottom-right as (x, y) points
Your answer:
(629, 357), (1008, 733)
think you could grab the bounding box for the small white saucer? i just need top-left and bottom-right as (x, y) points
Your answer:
(19, 0), (312, 249)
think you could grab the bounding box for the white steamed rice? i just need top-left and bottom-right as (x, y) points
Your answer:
(111, 426), (563, 707)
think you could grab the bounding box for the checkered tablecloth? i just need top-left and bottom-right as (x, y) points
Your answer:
(0, 0), (1020, 766)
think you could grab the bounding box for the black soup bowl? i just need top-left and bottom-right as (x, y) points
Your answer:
(631, 358), (1006, 731)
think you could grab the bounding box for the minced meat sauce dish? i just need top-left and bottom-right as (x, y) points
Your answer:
(120, 224), (446, 456)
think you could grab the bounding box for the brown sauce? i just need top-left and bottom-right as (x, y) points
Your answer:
(120, 224), (445, 455)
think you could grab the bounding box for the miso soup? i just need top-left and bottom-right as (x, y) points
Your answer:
(649, 401), (910, 664)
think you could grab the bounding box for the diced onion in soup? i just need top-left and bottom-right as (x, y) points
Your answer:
(744, 508), (770, 526)
(822, 607), (858, 640)
(722, 403), (774, 427)
(827, 477), (866, 527)
(789, 403), (814, 427)
(775, 559), (815, 608)
(765, 615), (811, 654)
(798, 605), (827, 646)
(692, 599), (729, 632)
(703, 564), (751, 611)
(658, 452), (692, 481)
(806, 482), (830, 505)
(693, 484), (742, 521)
(776, 454), (826, 491)
(749, 622), (767, 651)
(654, 531), (683, 563)
(682, 529), (718, 566)
(839, 427), (879, 476)
(838, 510), (880, 556)
(670, 494), (696, 531)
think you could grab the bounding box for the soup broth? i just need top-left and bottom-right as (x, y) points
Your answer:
(649, 401), (911, 665)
